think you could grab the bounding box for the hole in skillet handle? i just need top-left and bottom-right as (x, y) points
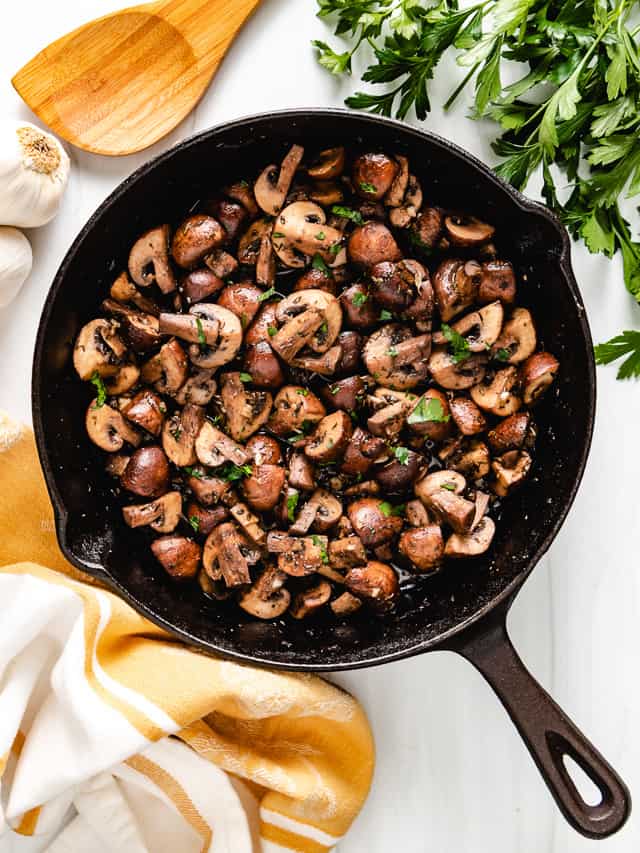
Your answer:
(448, 610), (631, 839)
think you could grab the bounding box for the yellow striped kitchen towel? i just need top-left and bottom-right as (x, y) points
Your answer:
(0, 411), (374, 852)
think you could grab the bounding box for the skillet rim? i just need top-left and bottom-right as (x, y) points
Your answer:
(31, 107), (596, 671)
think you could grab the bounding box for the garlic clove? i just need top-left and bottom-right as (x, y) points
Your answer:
(0, 121), (70, 229)
(0, 226), (32, 308)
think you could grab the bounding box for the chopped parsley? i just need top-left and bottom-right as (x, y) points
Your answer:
(311, 534), (329, 564)
(170, 425), (182, 441)
(220, 463), (252, 482)
(407, 396), (450, 425)
(379, 309), (392, 321)
(320, 321), (328, 334)
(287, 491), (300, 522)
(90, 371), (107, 408)
(267, 325), (278, 337)
(394, 446), (411, 466)
(183, 466), (204, 479)
(331, 205), (363, 224)
(315, 231), (326, 240)
(272, 231), (285, 238)
(352, 291), (368, 307)
(188, 515), (200, 533)
(239, 372), (252, 383)
(494, 347), (511, 362)
(330, 385), (340, 395)
(311, 253), (332, 275)
(297, 388), (309, 396)
(195, 317), (206, 347)
(441, 324), (471, 364)
(387, 346), (398, 357)
(258, 287), (276, 302)
(328, 242), (342, 256)
(441, 482), (457, 492)
(379, 501), (405, 518)
(359, 181), (376, 194)
(240, 313), (248, 329)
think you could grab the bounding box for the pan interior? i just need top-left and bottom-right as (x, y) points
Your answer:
(33, 111), (594, 669)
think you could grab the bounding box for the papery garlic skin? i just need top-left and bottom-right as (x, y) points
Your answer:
(0, 226), (32, 308)
(0, 121), (70, 228)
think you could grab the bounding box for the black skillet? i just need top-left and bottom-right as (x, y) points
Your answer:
(32, 109), (630, 839)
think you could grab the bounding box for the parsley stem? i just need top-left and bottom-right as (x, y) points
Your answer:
(444, 63), (480, 111)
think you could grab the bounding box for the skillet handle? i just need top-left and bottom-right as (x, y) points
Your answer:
(451, 614), (631, 839)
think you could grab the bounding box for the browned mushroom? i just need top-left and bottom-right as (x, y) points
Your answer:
(520, 352), (559, 405)
(267, 385), (326, 436)
(238, 218), (275, 266)
(491, 450), (532, 497)
(369, 260), (415, 312)
(273, 201), (344, 265)
(388, 173), (423, 228)
(470, 366), (521, 416)
(374, 448), (422, 494)
(242, 463), (286, 512)
(161, 403), (205, 467)
(101, 300), (161, 351)
(363, 324), (430, 390)
(348, 498), (403, 547)
(196, 419), (249, 467)
(441, 439), (491, 480)
(345, 560), (398, 608)
(383, 154), (409, 207)
(185, 502), (229, 537)
(444, 215), (495, 247)
(171, 215), (226, 269)
(348, 222), (402, 268)
(308, 146), (345, 180)
(205, 196), (247, 241)
(310, 181), (344, 206)
(428, 348), (487, 391)
(353, 153), (398, 200)
(487, 412), (534, 454)
(449, 397), (487, 436)
(219, 372), (273, 442)
(331, 591), (363, 616)
(328, 536), (367, 569)
(181, 268), (224, 305)
(275, 290), (343, 354)
(490, 308), (536, 363)
(186, 471), (233, 506)
(270, 306), (325, 362)
(340, 282), (378, 329)
(289, 488), (343, 535)
(204, 522), (252, 587)
(414, 471), (475, 534)
(128, 225), (176, 294)
(304, 411), (353, 463)
(110, 271), (159, 316)
(105, 452), (131, 478)
(367, 398), (413, 441)
(122, 491), (181, 533)
(230, 502), (267, 547)
(217, 282), (263, 329)
(320, 376), (366, 412)
(406, 389), (452, 441)
(335, 330), (362, 375)
(399, 526), (444, 573)
(405, 498), (431, 527)
(174, 369), (217, 406)
(291, 346), (343, 375)
(187, 304), (243, 370)
(433, 301), (504, 353)
(120, 446), (169, 497)
(410, 207), (444, 252)
(238, 567), (291, 619)
(276, 534), (329, 576)
(433, 259), (482, 322)
(244, 342), (285, 389)
(444, 516), (495, 558)
(224, 180), (259, 218)
(288, 452), (315, 491)
(254, 144), (305, 215)
(104, 363), (140, 395)
(203, 249), (238, 280)
(73, 319), (125, 380)
(141, 338), (189, 395)
(245, 434), (282, 465)
(159, 311), (220, 346)
(294, 265), (337, 295)
(478, 260), (516, 304)
(151, 536), (201, 578)
(86, 401), (141, 451)
(290, 581), (332, 619)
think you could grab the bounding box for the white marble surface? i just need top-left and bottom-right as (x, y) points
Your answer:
(1, 1), (639, 851)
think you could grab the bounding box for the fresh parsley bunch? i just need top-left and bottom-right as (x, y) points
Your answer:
(313, 0), (640, 377)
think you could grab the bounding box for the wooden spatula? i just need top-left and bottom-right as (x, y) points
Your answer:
(12, 0), (262, 156)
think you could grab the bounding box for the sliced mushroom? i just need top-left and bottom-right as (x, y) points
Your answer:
(444, 215), (495, 248)
(120, 446), (169, 497)
(242, 463), (286, 512)
(415, 470), (466, 496)
(185, 502), (229, 536)
(141, 338), (189, 395)
(292, 345), (343, 376)
(174, 369), (217, 406)
(255, 236), (276, 288)
(171, 215), (226, 269)
(363, 324), (430, 390)
(405, 498), (431, 528)
(340, 282), (378, 329)
(471, 366), (521, 416)
(445, 516), (495, 558)
(382, 153), (408, 207)
(276, 289), (342, 353)
(244, 341), (285, 389)
(442, 439), (491, 480)
(104, 363), (140, 395)
(348, 222), (402, 268)
(274, 201), (344, 264)
(151, 536), (201, 578)
(491, 308), (536, 363)
(410, 207), (444, 252)
(345, 561), (398, 608)
(245, 434), (282, 465)
(471, 491), (490, 532)
(196, 419), (249, 467)
(348, 498), (403, 547)
(204, 522), (252, 587)
(267, 385), (326, 436)
(238, 568), (291, 619)
(277, 535), (329, 576)
(159, 311), (220, 345)
(290, 581), (331, 619)
(328, 536), (367, 570)
(105, 452), (131, 478)
(367, 399), (412, 441)
(73, 319), (125, 380)
(181, 268), (224, 305)
(434, 301), (504, 353)
(449, 397), (487, 436)
(374, 449), (422, 495)
(237, 218), (274, 265)
(86, 401), (141, 451)
(487, 412), (533, 454)
(128, 225), (176, 294)
(335, 330), (363, 375)
(203, 249), (238, 280)
(331, 591), (363, 616)
(433, 259), (482, 322)
(304, 411), (353, 463)
(478, 260), (516, 304)
(491, 450), (532, 497)
(520, 352), (559, 405)
(406, 389), (452, 441)
(399, 526), (444, 573)
(270, 306), (324, 362)
(428, 348), (487, 391)
(308, 146), (345, 180)
(414, 471), (475, 534)
(187, 471), (233, 507)
(217, 282), (263, 329)
(224, 180), (259, 218)
(161, 403), (205, 467)
(122, 491), (182, 533)
(388, 173), (422, 228)
(353, 153), (398, 200)
(187, 304), (243, 369)
(220, 372), (273, 442)
(369, 260), (415, 311)
(101, 300), (161, 351)
(296, 488), (343, 534)
(110, 271), (159, 315)
(230, 501), (266, 548)
(310, 181), (344, 206)
(288, 452), (315, 491)
(254, 144), (305, 215)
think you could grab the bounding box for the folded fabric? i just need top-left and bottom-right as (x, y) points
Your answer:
(0, 412), (374, 852)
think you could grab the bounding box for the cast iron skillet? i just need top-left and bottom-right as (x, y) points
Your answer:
(33, 109), (630, 838)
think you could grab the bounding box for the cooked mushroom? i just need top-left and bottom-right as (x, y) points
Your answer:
(304, 411), (353, 463)
(187, 304), (243, 369)
(406, 389), (452, 441)
(520, 352), (559, 405)
(335, 330), (362, 375)
(174, 369), (217, 406)
(242, 463), (286, 512)
(290, 581), (332, 619)
(243, 342), (285, 389)
(434, 301), (504, 353)
(291, 345), (343, 375)
(151, 536), (201, 578)
(185, 502), (228, 536)
(276, 289), (342, 353)
(340, 282), (378, 329)
(310, 181), (344, 207)
(345, 560), (398, 608)
(128, 225), (176, 294)
(367, 398), (413, 441)
(187, 470), (233, 506)
(363, 324), (430, 390)
(410, 207), (444, 252)
(388, 173), (423, 228)
(491, 307), (536, 363)
(110, 271), (159, 316)
(320, 376), (366, 412)
(374, 449), (422, 494)
(237, 217), (274, 265)
(384, 154), (409, 207)
(267, 385), (326, 436)
(405, 498), (431, 528)
(196, 419), (249, 467)
(105, 452), (131, 478)
(101, 299), (161, 351)
(120, 446), (169, 497)
(171, 215), (226, 269)
(230, 501), (267, 547)
(122, 491), (182, 533)
(445, 516), (495, 558)
(159, 311), (220, 346)
(273, 201), (344, 265)
(414, 471), (474, 534)
(270, 306), (325, 362)
(276, 534), (329, 576)
(204, 522), (252, 587)
(353, 153), (398, 200)
(294, 265), (337, 295)
(442, 439), (491, 480)
(203, 249), (238, 280)
(224, 180), (259, 218)
(181, 268), (224, 305)
(205, 196), (248, 242)
(444, 215), (495, 248)
(73, 319), (125, 380)
(348, 498), (403, 547)
(449, 397), (487, 436)
(220, 372), (273, 442)
(478, 260), (516, 304)
(433, 259), (482, 322)
(308, 146), (345, 180)
(86, 401), (141, 451)
(104, 363), (140, 395)
(217, 282), (263, 329)
(293, 488), (343, 534)
(487, 412), (534, 454)
(399, 526), (444, 573)
(141, 338), (189, 395)
(491, 450), (532, 497)
(348, 222), (402, 268)
(471, 491), (490, 532)
(288, 452), (315, 491)
(328, 536), (367, 570)
(428, 348), (487, 391)
(369, 260), (415, 311)
(254, 144), (305, 216)
(161, 403), (205, 467)
(470, 366), (521, 416)
(238, 567), (291, 619)
(330, 591), (363, 616)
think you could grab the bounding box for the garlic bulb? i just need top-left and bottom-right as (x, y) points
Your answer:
(0, 226), (32, 308)
(0, 121), (70, 228)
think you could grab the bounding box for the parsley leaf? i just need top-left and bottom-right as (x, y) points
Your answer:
(195, 317), (206, 347)
(90, 372), (107, 408)
(258, 287), (276, 302)
(494, 347), (511, 362)
(441, 323), (471, 364)
(378, 501), (405, 518)
(239, 372), (252, 383)
(394, 446), (411, 465)
(188, 515), (200, 533)
(359, 181), (376, 193)
(287, 490), (300, 522)
(594, 330), (640, 379)
(331, 205), (364, 224)
(312, 253), (332, 275)
(407, 396), (450, 425)
(379, 309), (393, 321)
(311, 533), (329, 563)
(268, 325), (278, 337)
(353, 291), (369, 307)
(220, 463), (253, 482)
(183, 466), (204, 479)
